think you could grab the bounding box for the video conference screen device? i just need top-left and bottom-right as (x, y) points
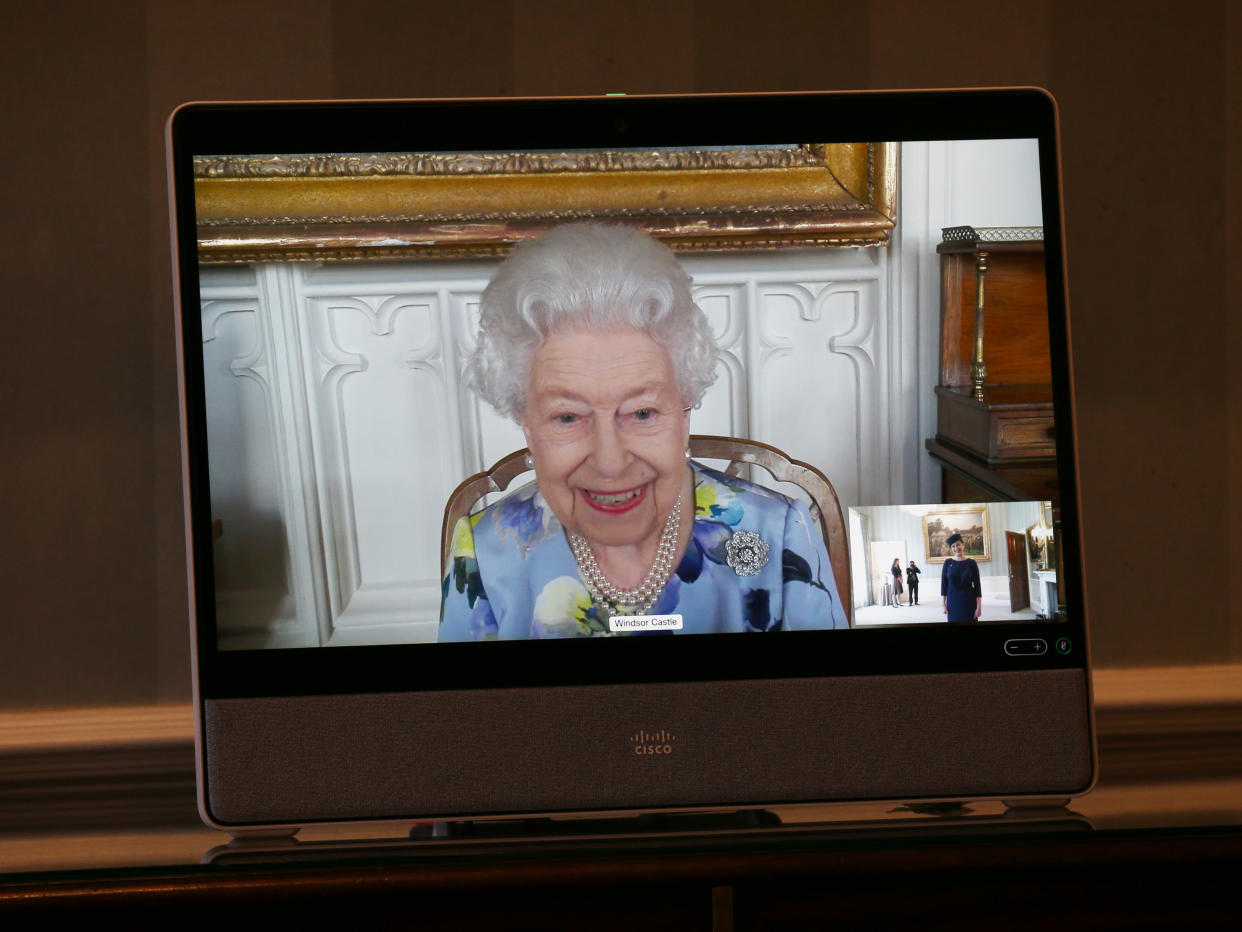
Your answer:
(168, 89), (1094, 834)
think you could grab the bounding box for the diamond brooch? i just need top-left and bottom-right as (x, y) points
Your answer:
(725, 530), (769, 576)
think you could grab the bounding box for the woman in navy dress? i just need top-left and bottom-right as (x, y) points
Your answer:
(940, 532), (982, 622)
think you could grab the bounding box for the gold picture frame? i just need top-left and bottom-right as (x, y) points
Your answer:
(1026, 521), (1049, 571)
(194, 142), (897, 263)
(922, 507), (991, 564)
(1027, 504), (1056, 573)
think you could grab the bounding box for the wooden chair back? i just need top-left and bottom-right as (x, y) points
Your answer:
(441, 435), (851, 611)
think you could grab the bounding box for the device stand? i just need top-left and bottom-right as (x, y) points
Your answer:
(412, 808), (783, 840)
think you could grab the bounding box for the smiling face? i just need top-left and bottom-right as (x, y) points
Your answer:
(950, 540), (965, 559)
(522, 325), (691, 551)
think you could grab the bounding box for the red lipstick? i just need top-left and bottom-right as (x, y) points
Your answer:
(580, 484), (647, 514)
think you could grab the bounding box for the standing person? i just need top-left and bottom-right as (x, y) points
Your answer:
(891, 558), (904, 606)
(940, 533), (982, 622)
(906, 560), (921, 606)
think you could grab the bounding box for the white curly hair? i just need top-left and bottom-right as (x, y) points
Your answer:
(468, 223), (718, 422)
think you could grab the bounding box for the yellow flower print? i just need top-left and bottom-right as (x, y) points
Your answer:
(533, 576), (594, 636)
(694, 481), (717, 518)
(695, 473), (743, 525)
(448, 512), (485, 562)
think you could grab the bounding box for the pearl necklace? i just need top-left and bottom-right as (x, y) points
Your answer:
(569, 493), (682, 617)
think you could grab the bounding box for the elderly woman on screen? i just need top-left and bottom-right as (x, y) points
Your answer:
(438, 223), (848, 640)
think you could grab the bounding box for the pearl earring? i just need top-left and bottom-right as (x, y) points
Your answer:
(524, 452), (534, 469)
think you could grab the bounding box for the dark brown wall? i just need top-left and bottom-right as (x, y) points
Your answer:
(1231, 2), (1242, 663)
(2, 0), (1238, 708)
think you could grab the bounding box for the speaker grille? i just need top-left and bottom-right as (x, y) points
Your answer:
(204, 669), (1092, 825)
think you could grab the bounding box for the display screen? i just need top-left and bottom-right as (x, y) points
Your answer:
(172, 94), (1080, 695)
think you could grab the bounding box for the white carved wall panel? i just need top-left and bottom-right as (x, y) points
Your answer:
(683, 249), (888, 513)
(755, 280), (878, 509)
(201, 272), (316, 649)
(298, 289), (449, 643)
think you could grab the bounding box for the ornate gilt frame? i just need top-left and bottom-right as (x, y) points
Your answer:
(194, 142), (897, 263)
(922, 507), (992, 564)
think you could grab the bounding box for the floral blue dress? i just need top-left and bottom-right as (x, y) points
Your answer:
(439, 462), (848, 640)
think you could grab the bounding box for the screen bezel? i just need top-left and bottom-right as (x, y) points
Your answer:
(169, 89), (1086, 703)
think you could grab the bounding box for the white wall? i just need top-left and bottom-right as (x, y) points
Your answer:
(900, 138), (1045, 502)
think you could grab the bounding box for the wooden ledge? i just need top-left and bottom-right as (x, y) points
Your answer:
(2, 667), (1239, 831)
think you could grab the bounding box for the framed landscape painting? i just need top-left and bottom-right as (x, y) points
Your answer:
(922, 508), (990, 563)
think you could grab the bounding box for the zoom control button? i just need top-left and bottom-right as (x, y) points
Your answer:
(1004, 638), (1048, 656)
